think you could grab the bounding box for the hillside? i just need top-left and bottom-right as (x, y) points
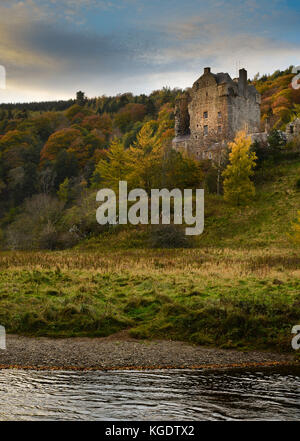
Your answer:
(0, 67), (300, 251)
(201, 158), (300, 248)
(74, 157), (300, 250)
(253, 67), (300, 130)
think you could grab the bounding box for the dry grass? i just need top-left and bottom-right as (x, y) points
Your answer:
(1, 247), (300, 280)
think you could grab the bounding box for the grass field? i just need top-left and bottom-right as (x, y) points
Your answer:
(1, 159), (300, 354)
(0, 247), (300, 353)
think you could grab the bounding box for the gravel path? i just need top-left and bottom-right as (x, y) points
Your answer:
(0, 332), (297, 371)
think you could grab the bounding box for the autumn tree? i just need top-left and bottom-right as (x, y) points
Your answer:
(222, 131), (257, 206)
(31, 112), (68, 142)
(291, 211), (300, 245)
(0, 130), (39, 169)
(122, 121), (143, 148)
(80, 114), (112, 138)
(114, 103), (147, 133)
(67, 131), (106, 167)
(40, 128), (81, 164)
(128, 122), (162, 192)
(163, 147), (203, 190)
(92, 139), (131, 192)
(65, 104), (91, 123)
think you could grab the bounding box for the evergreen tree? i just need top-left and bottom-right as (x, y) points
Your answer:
(76, 91), (86, 106)
(53, 149), (79, 189)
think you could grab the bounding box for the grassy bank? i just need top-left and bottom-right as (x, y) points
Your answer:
(0, 248), (300, 353)
(1, 159), (300, 354)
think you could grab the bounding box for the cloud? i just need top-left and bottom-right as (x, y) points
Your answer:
(0, 2), (160, 100)
(0, 0), (300, 102)
(141, 1), (300, 80)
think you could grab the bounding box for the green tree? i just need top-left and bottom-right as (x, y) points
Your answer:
(57, 178), (70, 203)
(222, 131), (257, 206)
(163, 148), (203, 190)
(76, 91), (86, 106)
(53, 149), (79, 188)
(268, 129), (286, 151)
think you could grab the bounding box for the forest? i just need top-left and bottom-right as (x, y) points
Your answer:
(0, 67), (300, 251)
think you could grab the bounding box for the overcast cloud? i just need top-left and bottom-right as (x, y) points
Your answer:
(0, 0), (299, 102)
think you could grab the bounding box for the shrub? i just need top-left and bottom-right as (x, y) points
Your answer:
(287, 135), (300, 151)
(5, 194), (65, 250)
(296, 178), (300, 190)
(149, 224), (190, 248)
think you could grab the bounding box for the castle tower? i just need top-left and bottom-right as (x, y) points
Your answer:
(173, 67), (261, 160)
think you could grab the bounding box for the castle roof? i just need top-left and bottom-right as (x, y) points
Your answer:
(192, 67), (258, 97)
(212, 72), (234, 85)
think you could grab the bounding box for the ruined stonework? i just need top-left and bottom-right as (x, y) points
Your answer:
(285, 118), (300, 141)
(173, 67), (261, 160)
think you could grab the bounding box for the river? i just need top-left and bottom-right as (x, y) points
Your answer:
(0, 368), (299, 420)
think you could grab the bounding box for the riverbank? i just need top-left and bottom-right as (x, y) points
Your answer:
(0, 333), (298, 371)
(1, 249), (300, 352)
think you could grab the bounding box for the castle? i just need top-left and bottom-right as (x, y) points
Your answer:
(172, 67), (261, 160)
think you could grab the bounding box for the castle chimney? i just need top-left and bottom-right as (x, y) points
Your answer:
(238, 68), (247, 96)
(204, 67), (211, 74)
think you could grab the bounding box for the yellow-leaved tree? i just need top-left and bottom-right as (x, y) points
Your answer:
(291, 211), (300, 244)
(92, 139), (131, 193)
(222, 131), (257, 206)
(128, 122), (162, 193)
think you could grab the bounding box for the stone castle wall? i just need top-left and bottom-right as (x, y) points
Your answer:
(285, 118), (300, 141)
(173, 67), (261, 160)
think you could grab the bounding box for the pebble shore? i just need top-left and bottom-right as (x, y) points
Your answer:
(0, 332), (297, 371)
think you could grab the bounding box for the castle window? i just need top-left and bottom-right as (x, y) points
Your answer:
(208, 152), (212, 159)
(290, 125), (294, 134)
(203, 111), (208, 119)
(204, 125), (208, 135)
(218, 111), (222, 119)
(218, 125), (222, 133)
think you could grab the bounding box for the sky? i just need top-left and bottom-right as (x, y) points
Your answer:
(0, 0), (300, 102)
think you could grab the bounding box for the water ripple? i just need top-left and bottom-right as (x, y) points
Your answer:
(0, 368), (299, 421)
